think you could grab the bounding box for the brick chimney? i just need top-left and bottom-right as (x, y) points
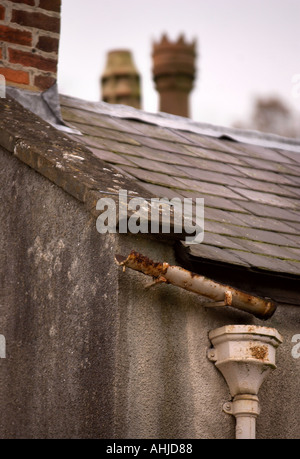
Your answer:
(0, 0), (61, 92)
(101, 50), (141, 109)
(152, 34), (196, 118)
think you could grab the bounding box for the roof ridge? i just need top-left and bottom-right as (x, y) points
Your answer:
(60, 94), (300, 153)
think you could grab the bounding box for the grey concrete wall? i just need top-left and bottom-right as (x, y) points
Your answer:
(0, 146), (119, 438)
(0, 145), (299, 439)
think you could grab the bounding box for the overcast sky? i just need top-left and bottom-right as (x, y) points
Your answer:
(57, 0), (300, 127)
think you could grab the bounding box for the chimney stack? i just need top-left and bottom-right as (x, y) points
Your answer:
(0, 0), (61, 92)
(152, 34), (196, 118)
(101, 50), (141, 109)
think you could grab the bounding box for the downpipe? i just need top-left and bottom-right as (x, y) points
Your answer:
(207, 325), (283, 439)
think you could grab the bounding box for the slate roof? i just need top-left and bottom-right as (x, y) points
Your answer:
(59, 94), (300, 277)
(1, 93), (300, 279)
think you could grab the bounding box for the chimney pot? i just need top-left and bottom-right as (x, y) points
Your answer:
(152, 34), (197, 118)
(101, 50), (141, 109)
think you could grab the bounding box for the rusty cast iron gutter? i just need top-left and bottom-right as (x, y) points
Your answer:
(115, 251), (277, 320)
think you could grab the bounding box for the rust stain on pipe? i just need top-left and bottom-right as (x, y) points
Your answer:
(115, 251), (277, 320)
(115, 251), (168, 277)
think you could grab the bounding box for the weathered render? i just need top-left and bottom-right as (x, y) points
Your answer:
(0, 96), (299, 439)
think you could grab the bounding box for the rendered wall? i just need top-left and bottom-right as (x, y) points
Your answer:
(0, 145), (119, 438)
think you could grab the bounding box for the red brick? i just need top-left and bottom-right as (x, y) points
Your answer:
(0, 66), (30, 85)
(9, 48), (57, 72)
(38, 0), (61, 13)
(11, 9), (60, 34)
(0, 48), (2, 60)
(11, 0), (35, 5)
(34, 74), (56, 90)
(0, 25), (32, 46)
(0, 5), (5, 21)
(36, 35), (59, 53)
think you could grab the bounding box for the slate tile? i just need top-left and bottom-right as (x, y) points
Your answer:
(279, 197), (300, 210)
(240, 156), (297, 174)
(230, 165), (297, 186)
(231, 176), (298, 198)
(182, 134), (248, 157)
(210, 138), (251, 156)
(185, 145), (247, 165)
(120, 166), (186, 189)
(201, 219), (295, 247)
(60, 95), (112, 114)
(181, 157), (243, 175)
(203, 231), (247, 250)
(204, 207), (250, 226)
(89, 147), (136, 166)
(280, 185), (300, 198)
(230, 225), (298, 247)
(286, 174), (300, 186)
(275, 149), (300, 164)
(282, 221), (300, 232)
(129, 133), (194, 156)
(123, 121), (195, 144)
(225, 238), (300, 261)
(127, 155), (183, 176)
(174, 131), (223, 149)
(228, 187), (299, 209)
(61, 106), (137, 134)
(262, 150), (296, 167)
(233, 200), (300, 222)
(229, 212), (298, 234)
(140, 182), (186, 200)
(289, 247), (300, 258)
(281, 164), (300, 177)
(153, 150), (196, 165)
(101, 116), (158, 136)
(173, 165), (243, 187)
(204, 220), (241, 236)
(175, 177), (248, 200)
(66, 121), (141, 146)
(228, 250), (300, 275)
(188, 244), (251, 267)
(136, 147), (193, 165)
(236, 144), (295, 163)
(64, 105), (150, 136)
(73, 134), (138, 155)
(283, 259), (300, 274)
(288, 210), (300, 222)
(181, 191), (249, 213)
(168, 128), (201, 145)
(283, 233), (300, 248)
(226, 142), (269, 157)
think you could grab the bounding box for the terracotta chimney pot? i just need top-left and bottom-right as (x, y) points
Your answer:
(152, 34), (197, 118)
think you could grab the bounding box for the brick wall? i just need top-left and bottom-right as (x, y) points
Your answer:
(0, 0), (61, 91)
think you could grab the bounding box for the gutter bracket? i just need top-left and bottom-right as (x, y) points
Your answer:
(206, 348), (217, 362)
